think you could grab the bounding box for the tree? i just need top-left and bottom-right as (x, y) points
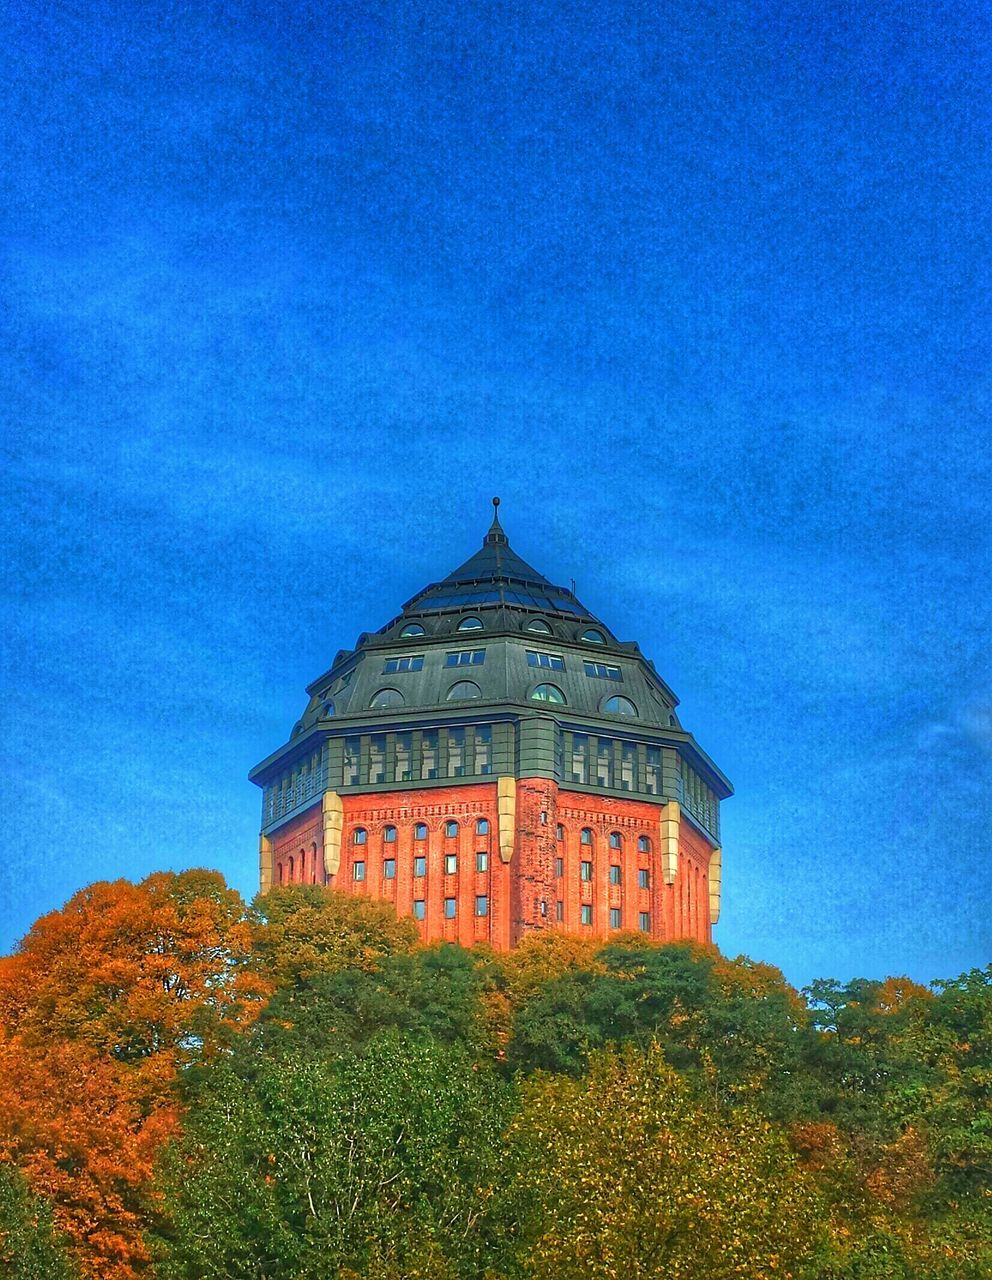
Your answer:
(0, 1163), (77, 1280)
(152, 1032), (517, 1280)
(508, 1042), (828, 1280)
(0, 871), (266, 1279)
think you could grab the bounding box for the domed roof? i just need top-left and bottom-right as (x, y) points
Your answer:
(380, 499), (606, 634)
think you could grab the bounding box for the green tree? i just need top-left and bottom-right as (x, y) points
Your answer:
(152, 1032), (516, 1280)
(508, 1041), (828, 1280)
(0, 1164), (77, 1280)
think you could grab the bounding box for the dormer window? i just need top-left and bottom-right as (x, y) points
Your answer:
(369, 688), (404, 709)
(604, 695), (638, 717)
(321, 701), (335, 717)
(447, 680), (482, 700)
(527, 651), (564, 670)
(400, 623), (426, 637)
(584, 661), (621, 681)
(526, 618), (552, 633)
(457, 616), (484, 631)
(531, 683), (566, 704)
(580, 628), (607, 644)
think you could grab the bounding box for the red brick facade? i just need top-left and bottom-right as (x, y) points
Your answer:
(268, 781), (717, 949)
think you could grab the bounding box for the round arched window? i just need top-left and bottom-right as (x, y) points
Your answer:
(321, 700), (335, 717)
(531, 683), (566, 704)
(580, 627), (607, 644)
(400, 623), (426, 637)
(604, 695), (637, 716)
(447, 680), (482, 700)
(369, 688), (404, 709)
(526, 618), (552, 633)
(457, 616), (484, 631)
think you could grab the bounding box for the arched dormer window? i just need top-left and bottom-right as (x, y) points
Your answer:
(321, 700), (335, 717)
(603, 695), (638, 717)
(447, 680), (482, 700)
(370, 688), (404, 709)
(531, 683), (566, 704)
(457, 616), (484, 631)
(580, 627), (606, 644)
(526, 618), (552, 633)
(400, 623), (426, 637)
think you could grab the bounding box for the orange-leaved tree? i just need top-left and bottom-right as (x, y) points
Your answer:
(0, 869), (268, 1279)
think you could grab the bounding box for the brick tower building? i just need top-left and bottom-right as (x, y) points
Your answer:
(250, 502), (731, 948)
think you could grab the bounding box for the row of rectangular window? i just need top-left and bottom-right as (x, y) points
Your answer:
(556, 858), (649, 888)
(558, 903), (650, 930)
(410, 897), (488, 920)
(344, 726), (494, 787)
(381, 650), (622, 679)
(563, 733), (662, 793)
(353, 818), (489, 844)
(354, 852), (490, 879)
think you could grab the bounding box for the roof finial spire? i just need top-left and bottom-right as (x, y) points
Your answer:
(485, 496), (507, 545)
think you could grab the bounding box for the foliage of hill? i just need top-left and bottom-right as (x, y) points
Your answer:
(1, 873), (991, 1279)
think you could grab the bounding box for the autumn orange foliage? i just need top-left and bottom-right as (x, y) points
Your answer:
(0, 870), (268, 1279)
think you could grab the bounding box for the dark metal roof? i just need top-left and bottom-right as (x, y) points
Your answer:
(394, 499), (602, 626)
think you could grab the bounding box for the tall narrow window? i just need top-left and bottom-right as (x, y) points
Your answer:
(580, 828), (593, 845)
(580, 904), (593, 925)
(637, 835), (651, 853)
(421, 730), (438, 780)
(571, 734), (589, 784)
(580, 860), (593, 881)
(415, 822), (428, 840)
(609, 831), (622, 849)
(555, 857), (564, 877)
(596, 739), (613, 787)
(413, 899), (426, 920)
(370, 734), (386, 784)
(610, 907), (622, 929)
(445, 820), (459, 838)
(353, 861), (366, 882)
(475, 895), (488, 917)
(445, 854), (458, 875)
(414, 856), (426, 877)
(646, 746), (661, 795)
(353, 828), (367, 845)
(474, 724), (492, 774)
(555, 900), (564, 921)
(447, 727), (465, 776)
(476, 852), (488, 873)
(639, 911), (650, 932)
(383, 859), (396, 879)
(396, 732), (413, 781)
(383, 825), (397, 843)
(344, 737), (361, 786)
(610, 865), (622, 885)
(476, 818), (490, 835)
(621, 742), (636, 790)
(638, 868), (650, 889)
(444, 897), (457, 918)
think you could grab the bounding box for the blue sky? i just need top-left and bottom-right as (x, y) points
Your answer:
(1, 0), (989, 988)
